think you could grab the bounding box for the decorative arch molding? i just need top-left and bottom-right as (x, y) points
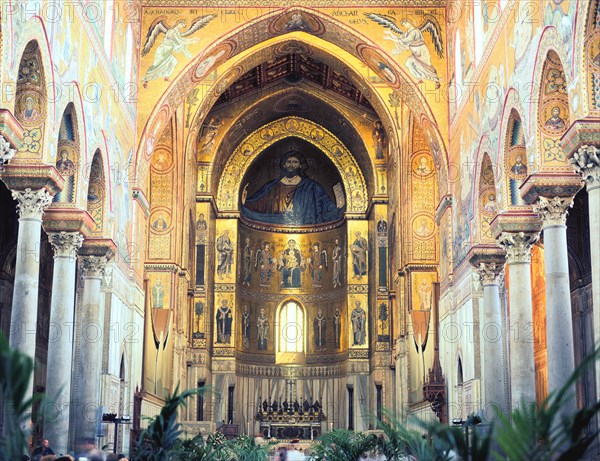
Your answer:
(10, 18), (58, 163)
(579, 0), (599, 116)
(136, 6), (449, 195)
(217, 116), (368, 216)
(197, 85), (375, 197)
(527, 28), (574, 166)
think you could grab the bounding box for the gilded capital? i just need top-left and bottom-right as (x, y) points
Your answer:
(80, 255), (107, 278)
(571, 145), (600, 190)
(477, 262), (504, 285)
(11, 188), (53, 219)
(533, 196), (573, 227)
(49, 232), (84, 259)
(497, 231), (539, 265)
(0, 135), (16, 167)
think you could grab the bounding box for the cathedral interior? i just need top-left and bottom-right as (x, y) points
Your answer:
(0, 0), (599, 457)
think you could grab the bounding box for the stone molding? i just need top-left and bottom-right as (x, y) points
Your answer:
(11, 188), (53, 219)
(533, 196), (574, 228)
(571, 145), (600, 190)
(497, 232), (539, 265)
(80, 255), (108, 278)
(49, 232), (84, 259)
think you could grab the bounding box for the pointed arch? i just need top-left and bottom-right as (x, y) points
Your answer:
(136, 8), (450, 197)
(87, 149), (106, 236)
(14, 40), (47, 159)
(54, 103), (80, 204)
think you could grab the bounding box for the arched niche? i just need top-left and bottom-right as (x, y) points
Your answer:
(536, 50), (570, 167)
(503, 109), (528, 207)
(87, 150), (106, 235)
(217, 116), (367, 217)
(477, 153), (498, 242)
(15, 40), (47, 158)
(54, 103), (79, 204)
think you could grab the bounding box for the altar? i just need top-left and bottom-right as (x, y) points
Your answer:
(255, 397), (327, 440)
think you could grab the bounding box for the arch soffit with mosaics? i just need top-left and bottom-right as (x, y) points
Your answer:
(184, 35), (389, 197)
(495, 88), (531, 210)
(138, 7), (449, 195)
(202, 85), (376, 197)
(216, 116), (368, 216)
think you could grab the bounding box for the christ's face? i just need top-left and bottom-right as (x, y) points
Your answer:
(284, 156), (301, 177)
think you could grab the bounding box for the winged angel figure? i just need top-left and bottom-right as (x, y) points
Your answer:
(365, 14), (444, 89)
(141, 15), (217, 87)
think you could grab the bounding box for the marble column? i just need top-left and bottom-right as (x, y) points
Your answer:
(9, 188), (53, 391)
(476, 261), (507, 418)
(497, 231), (539, 409)
(571, 145), (600, 402)
(43, 232), (84, 455)
(533, 196), (577, 415)
(73, 255), (107, 445)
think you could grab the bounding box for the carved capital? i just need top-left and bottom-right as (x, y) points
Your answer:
(11, 188), (53, 219)
(571, 145), (600, 190)
(0, 135), (16, 167)
(497, 231), (539, 265)
(477, 262), (504, 285)
(533, 196), (573, 227)
(48, 232), (84, 259)
(80, 255), (107, 278)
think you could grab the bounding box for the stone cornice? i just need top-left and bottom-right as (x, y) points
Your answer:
(560, 117), (600, 157)
(80, 238), (117, 261)
(43, 208), (97, 236)
(143, 0), (446, 6)
(520, 172), (582, 205)
(489, 210), (542, 241)
(0, 163), (65, 195)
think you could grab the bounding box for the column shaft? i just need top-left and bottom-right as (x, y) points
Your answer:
(590, 187), (600, 390)
(44, 232), (83, 455)
(73, 256), (106, 446)
(8, 188), (52, 397)
(498, 232), (538, 409)
(571, 146), (600, 412)
(534, 196), (577, 416)
(482, 281), (506, 416)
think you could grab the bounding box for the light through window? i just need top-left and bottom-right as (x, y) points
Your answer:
(279, 301), (304, 353)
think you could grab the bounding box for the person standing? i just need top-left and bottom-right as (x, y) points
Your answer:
(31, 440), (54, 461)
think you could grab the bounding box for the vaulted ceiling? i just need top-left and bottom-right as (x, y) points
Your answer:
(214, 53), (374, 111)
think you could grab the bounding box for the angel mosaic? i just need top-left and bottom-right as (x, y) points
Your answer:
(365, 14), (444, 89)
(141, 15), (217, 87)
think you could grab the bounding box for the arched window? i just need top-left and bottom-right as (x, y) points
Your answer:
(277, 300), (305, 363)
